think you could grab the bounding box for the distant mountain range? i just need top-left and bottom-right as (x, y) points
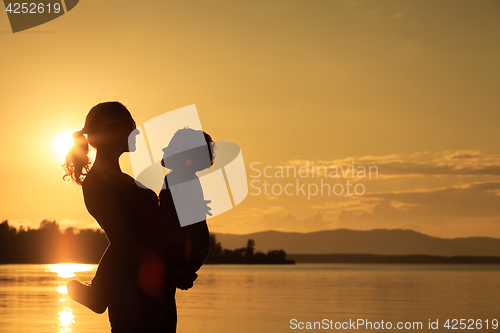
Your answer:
(213, 229), (500, 257)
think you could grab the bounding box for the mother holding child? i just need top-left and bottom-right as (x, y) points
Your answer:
(62, 102), (214, 333)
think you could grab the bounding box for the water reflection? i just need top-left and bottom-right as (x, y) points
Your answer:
(47, 264), (95, 332)
(58, 307), (75, 332)
(47, 263), (94, 278)
(2, 264), (499, 333)
(57, 286), (68, 294)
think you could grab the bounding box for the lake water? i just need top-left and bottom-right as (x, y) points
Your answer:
(0, 264), (499, 332)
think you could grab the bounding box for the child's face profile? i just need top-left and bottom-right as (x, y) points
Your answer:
(160, 129), (213, 173)
(161, 145), (212, 173)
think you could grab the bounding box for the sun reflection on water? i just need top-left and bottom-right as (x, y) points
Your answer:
(57, 286), (68, 294)
(47, 263), (96, 332)
(58, 307), (75, 332)
(47, 263), (94, 278)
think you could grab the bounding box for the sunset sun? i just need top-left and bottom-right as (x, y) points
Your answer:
(53, 131), (74, 158)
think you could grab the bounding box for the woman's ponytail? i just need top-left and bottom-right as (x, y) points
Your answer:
(62, 129), (91, 185)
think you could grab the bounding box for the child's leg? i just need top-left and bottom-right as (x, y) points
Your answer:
(67, 245), (113, 314)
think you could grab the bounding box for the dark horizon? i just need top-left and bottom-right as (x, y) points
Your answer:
(0, 220), (293, 265)
(3, 220), (500, 265)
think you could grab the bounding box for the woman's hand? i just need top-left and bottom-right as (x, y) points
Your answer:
(172, 266), (198, 290)
(138, 254), (198, 297)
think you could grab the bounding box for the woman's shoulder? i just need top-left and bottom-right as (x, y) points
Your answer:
(81, 170), (116, 206)
(84, 168), (137, 186)
(83, 168), (157, 200)
(83, 168), (111, 189)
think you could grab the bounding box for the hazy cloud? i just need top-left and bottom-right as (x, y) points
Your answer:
(337, 181), (500, 237)
(286, 150), (500, 178)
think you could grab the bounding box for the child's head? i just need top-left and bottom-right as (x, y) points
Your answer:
(161, 128), (215, 173)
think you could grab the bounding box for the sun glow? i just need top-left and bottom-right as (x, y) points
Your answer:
(47, 263), (95, 278)
(53, 131), (74, 158)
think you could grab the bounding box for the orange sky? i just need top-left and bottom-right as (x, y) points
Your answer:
(1, 0), (499, 238)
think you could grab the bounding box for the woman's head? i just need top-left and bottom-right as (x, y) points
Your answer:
(83, 102), (136, 150)
(62, 101), (137, 185)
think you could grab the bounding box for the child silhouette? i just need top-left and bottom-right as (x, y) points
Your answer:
(158, 128), (214, 270)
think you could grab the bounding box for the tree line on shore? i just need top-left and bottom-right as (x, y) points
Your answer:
(206, 236), (294, 264)
(0, 220), (293, 264)
(0, 220), (108, 264)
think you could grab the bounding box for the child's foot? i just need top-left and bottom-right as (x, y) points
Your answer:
(67, 280), (107, 314)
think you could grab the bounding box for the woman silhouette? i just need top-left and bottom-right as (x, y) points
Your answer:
(62, 101), (195, 333)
